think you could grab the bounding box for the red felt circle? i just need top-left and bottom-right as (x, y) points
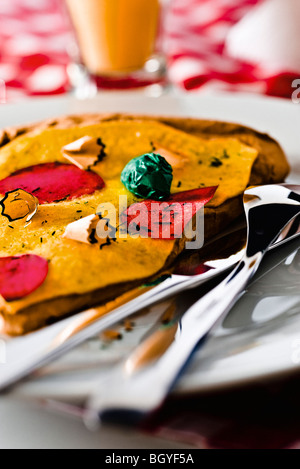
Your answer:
(0, 162), (105, 204)
(0, 254), (49, 302)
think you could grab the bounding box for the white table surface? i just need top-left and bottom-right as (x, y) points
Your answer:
(0, 397), (195, 449)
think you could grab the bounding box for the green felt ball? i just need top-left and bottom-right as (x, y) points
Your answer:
(121, 153), (173, 201)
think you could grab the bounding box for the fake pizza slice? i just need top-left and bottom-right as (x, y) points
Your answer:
(0, 115), (289, 335)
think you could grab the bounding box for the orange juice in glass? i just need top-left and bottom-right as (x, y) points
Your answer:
(66, 0), (166, 88)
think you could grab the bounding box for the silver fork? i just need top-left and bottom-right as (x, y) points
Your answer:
(86, 184), (300, 426)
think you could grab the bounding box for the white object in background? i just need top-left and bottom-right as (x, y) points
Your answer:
(225, 0), (300, 72)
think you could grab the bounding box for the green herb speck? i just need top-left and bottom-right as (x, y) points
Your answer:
(210, 157), (223, 168)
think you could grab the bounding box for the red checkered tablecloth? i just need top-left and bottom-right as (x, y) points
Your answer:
(0, 0), (299, 101)
(0, 0), (70, 101)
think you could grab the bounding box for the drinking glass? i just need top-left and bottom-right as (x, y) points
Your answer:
(65, 0), (170, 97)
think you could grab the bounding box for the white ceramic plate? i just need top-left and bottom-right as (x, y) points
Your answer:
(2, 91), (300, 402)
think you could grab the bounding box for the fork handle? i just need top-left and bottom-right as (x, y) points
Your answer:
(87, 252), (263, 423)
